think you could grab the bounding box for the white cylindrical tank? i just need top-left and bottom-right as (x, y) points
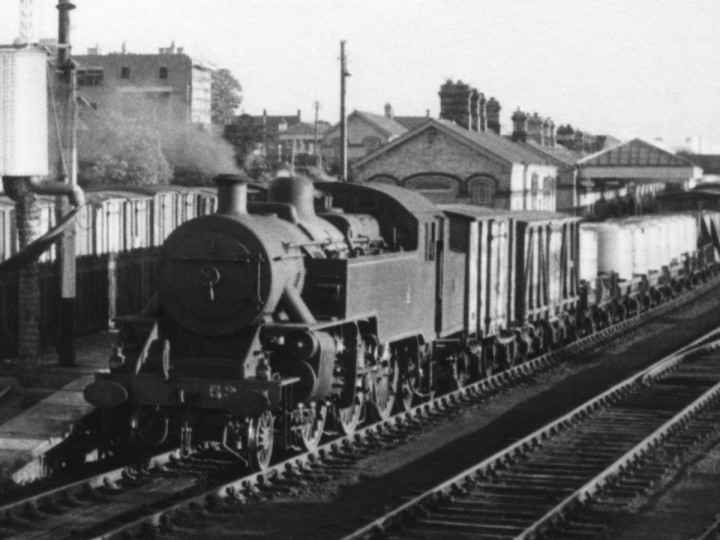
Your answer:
(579, 225), (598, 283)
(590, 223), (634, 281)
(643, 218), (663, 271)
(0, 47), (49, 177)
(682, 215), (698, 255)
(625, 221), (648, 275)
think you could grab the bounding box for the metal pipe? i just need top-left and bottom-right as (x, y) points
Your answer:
(281, 286), (317, 325)
(1, 176), (84, 207)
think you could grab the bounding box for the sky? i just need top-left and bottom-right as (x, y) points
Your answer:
(2, 0), (720, 151)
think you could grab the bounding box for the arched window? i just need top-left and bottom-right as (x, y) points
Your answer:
(368, 175), (398, 186)
(468, 176), (496, 205)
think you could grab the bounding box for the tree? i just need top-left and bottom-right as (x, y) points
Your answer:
(212, 68), (243, 125)
(78, 116), (172, 187)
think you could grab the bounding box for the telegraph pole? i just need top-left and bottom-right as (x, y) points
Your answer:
(56, 0), (77, 366)
(339, 41), (349, 181)
(313, 100), (320, 164)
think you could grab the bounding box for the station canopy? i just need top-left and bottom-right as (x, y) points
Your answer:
(577, 138), (702, 184)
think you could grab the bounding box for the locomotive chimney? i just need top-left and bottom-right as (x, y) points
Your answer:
(214, 174), (250, 215)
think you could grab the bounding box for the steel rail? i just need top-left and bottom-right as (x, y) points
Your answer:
(0, 450), (178, 524)
(340, 333), (720, 540)
(3, 276), (719, 538)
(519, 359), (720, 539)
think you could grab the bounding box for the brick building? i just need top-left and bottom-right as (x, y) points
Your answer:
(352, 118), (558, 211)
(321, 109), (426, 173)
(74, 43), (213, 127)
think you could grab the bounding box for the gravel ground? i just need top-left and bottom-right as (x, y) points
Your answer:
(166, 285), (720, 540)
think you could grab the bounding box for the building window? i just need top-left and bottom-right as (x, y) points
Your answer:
(159, 66), (169, 79)
(77, 68), (104, 86)
(468, 177), (495, 205)
(121, 66), (130, 79)
(425, 222), (436, 261)
(531, 173), (539, 209)
(363, 136), (381, 151)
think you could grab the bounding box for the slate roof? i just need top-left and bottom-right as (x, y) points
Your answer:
(353, 118), (553, 168)
(578, 138), (693, 168)
(439, 120), (552, 165)
(394, 116), (431, 130)
(524, 140), (584, 167)
(352, 111), (409, 138)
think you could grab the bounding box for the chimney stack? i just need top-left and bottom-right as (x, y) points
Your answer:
(384, 103), (394, 119)
(479, 93), (487, 131)
(543, 118), (555, 147)
(556, 125), (574, 149)
(439, 80), (472, 129)
(511, 109), (528, 142)
(470, 89), (480, 131)
(486, 97), (501, 134)
(527, 112), (544, 145)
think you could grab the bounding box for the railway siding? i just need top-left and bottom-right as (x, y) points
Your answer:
(343, 340), (720, 540)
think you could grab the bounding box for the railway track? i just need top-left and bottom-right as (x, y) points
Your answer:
(342, 335), (720, 540)
(0, 278), (718, 539)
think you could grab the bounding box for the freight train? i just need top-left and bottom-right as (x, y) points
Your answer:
(0, 185), (224, 263)
(83, 174), (720, 470)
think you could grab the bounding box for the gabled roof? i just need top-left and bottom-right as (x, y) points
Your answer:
(353, 118), (552, 169)
(394, 116), (430, 130)
(438, 120), (552, 165)
(524, 140), (584, 168)
(352, 110), (408, 138)
(578, 138), (692, 168)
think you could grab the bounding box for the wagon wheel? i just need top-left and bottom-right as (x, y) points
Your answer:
(331, 397), (363, 436)
(368, 360), (398, 421)
(294, 402), (327, 452)
(453, 349), (482, 389)
(247, 411), (274, 472)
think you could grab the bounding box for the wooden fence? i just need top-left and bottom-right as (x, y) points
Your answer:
(0, 247), (160, 359)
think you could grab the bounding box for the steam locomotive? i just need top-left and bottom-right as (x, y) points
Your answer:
(83, 174), (720, 470)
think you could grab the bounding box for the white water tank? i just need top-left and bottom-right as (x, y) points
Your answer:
(591, 223), (634, 281)
(579, 225), (598, 283)
(643, 218), (663, 271)
(0, 47), (49, 177)
(624, 222), (648, 275)
(682, 215), (698, 255)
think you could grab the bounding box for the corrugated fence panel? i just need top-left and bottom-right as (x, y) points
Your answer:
(114, 248), (160, 319)
(0, 272), (19, 358)
(0, 249), (160, 359)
